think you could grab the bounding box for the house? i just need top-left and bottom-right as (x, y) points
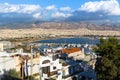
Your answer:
(24, 53), (40, 78)
(0, 41), (13, 51)
(0, 50), (38, 79)
(39, 50), (88, 80)
(0, 52), (16, 75)
(40, 52), (62, 80)
(39, 44), (63, 53)
(61, 48), (85, 60)
(60, 59), (84, 80)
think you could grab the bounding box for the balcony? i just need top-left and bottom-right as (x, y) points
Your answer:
(62, 69), (84, 79)
(62, 63), (68, 66)
(48, 71), (58, 77)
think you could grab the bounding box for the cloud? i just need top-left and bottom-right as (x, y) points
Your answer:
(45, 5), (72, 20)
(1, 0), (120, 22)
(33, 13), (41, 18)
(0, 3), (42, 19)
(60, 7), (71, 11)
(18, 5), (40, 14)
(51, 12), (72, 19)
(79, 0), (120, 16)
(0, 3), (41, 14)
(45, 5), (57, 10)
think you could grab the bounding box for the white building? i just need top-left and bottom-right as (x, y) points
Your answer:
(0, 41), (13, 51)
(24, 54), (40, 78)
(61, 59), (84, 80)
(0, 52), (16, 75)
(0, 51), (33, 76)
(61, 47), (85, 60)
(40, 52), (62, 80)
(38, 45), (97, 80)
(39, 51), (89, 80)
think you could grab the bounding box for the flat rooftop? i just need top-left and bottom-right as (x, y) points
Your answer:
(61, 48), (81, 54)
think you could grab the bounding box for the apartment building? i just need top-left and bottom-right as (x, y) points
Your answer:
(24, 53), (40, 78)
(40, 52), (62, 80)
(39, 47), (83, 80)
(39, 46), (96, 80)
(0, 41), (13, 51)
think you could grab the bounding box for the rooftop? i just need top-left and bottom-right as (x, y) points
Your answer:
(61, 48), (81, 54)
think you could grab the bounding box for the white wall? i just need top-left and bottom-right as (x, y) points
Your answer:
(0, 43), (3, 51)
(40, 54), (62, 80)
(0, 57), (16, 75)
(0, 41), (12, 51)
(68, 50), (85, 60)
(24, 61), (40, 76)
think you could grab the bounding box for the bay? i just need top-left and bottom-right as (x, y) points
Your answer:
(37, 37), (100, 44)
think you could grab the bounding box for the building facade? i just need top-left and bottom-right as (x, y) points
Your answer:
(40, 53), (62, 80)
(0, 41), (12, 51)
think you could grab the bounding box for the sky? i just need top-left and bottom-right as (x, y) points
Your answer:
(0, 0), (88, 8)
(0, 0), (120, 22)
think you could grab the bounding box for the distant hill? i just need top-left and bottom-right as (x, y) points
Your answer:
(0, 21), (120, 31)
(33, 22), (120, 31)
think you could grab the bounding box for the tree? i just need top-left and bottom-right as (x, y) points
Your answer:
(1, 69), (21, 80)
(1, 69), (38, 80)
(95, 37), (120, 80)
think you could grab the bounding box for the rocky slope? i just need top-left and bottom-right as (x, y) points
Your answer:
(34, 22), (120, 30)
(0, 22), (120, 30)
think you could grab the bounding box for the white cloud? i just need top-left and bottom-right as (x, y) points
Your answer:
(19, 5), (40, 14)
(0, 3), (41, 14)
(52, 12), (72, 18)
(45, 5), (57, 10)
(60, 7), (71, 11)
(79, 0), (120, 15)
(0, 3), (73, 20)
(33, 13), (41, 18)
(45, 5), (72, 19)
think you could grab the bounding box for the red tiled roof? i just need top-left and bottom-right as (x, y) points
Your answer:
(61, 48), (81, 54)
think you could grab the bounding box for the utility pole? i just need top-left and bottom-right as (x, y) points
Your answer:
(30, 45), (33, 80)
(22, 58), (24, 80)
(19, 48), (24, 80)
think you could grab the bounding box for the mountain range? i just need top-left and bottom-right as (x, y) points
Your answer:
(0, 21), (120, 31)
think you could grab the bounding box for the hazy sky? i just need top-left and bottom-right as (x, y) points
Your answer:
(0, 0), (120, 21)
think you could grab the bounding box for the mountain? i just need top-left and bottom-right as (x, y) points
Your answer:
(0, 21), (120, 31)
(33, 22), (120, 30)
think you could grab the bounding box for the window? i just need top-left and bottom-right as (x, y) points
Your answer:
(53, 66), (56, 69)
(42, 60), (50, 64)
(42, 66), (50, 74)
(52, 54), (58, 61)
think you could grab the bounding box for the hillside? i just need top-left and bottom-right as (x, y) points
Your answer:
(0, 22), (120, 31)
(34, 22), (120, 30)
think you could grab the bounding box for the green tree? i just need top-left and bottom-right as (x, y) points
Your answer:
(95, 37), (120, 80)
(1, 69), (21, 80)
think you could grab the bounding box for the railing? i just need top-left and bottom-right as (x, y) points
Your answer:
(62, 63), (68, 66)
(62, 69), (84, 79)
(48, 71), (58, 77)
